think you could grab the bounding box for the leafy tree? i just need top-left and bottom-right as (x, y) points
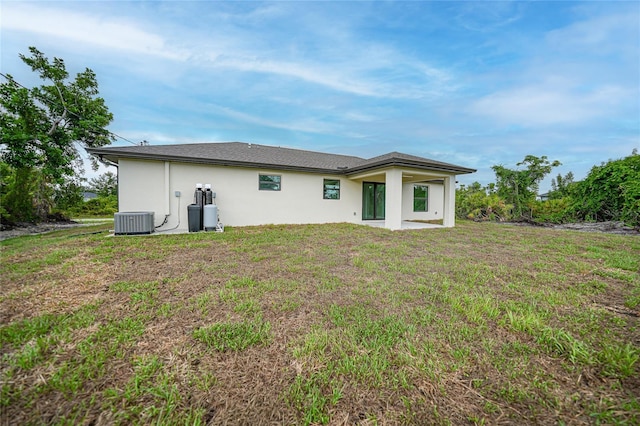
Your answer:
(0, 164), (10, 223)
(53, 175), (86, 212)
(88, 171), (117, 198)
(0, 164), (52, 223)
(0, 46), (114, 222)
(492, 155), (561, 219)
(570, 152), (640, 227)
(549, 171), (575, 200)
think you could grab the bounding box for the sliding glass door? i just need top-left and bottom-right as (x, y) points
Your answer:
(362, 182), (385, 220)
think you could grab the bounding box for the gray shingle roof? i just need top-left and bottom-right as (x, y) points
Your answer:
(87, 142), (475, 175)
(347, 151), (475, 174)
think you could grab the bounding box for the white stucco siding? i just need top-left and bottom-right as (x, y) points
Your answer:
(118, 159), (167, 227)
(118, 159), (362, 230)
(401, 182), (445, 221)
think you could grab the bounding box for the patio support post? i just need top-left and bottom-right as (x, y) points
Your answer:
(443, 175), (456, 227)
(385, 168), (403, 230)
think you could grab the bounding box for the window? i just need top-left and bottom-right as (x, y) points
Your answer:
(413, 184), (428, 212)
(259, 174), (281, 191)
(323, 179), (340, 199)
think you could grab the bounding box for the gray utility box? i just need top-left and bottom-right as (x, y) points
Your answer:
(114, 212), (155, 235)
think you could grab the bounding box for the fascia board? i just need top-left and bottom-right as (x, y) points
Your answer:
(87, 149), (347, 175)
(87, 148), (476, 176)
(346, 160), (476, 176)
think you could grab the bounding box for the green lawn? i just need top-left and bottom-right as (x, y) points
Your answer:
(1, 221), (638, 425)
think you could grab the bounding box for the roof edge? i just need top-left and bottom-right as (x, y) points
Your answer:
(87, 146), (477, 175)
(346, 157), (476, 175)
(87, 148), (347, 175)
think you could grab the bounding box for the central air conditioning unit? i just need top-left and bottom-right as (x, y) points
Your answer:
(114, 212), (155, 235)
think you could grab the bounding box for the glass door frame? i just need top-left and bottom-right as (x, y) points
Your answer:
(362, 182), (386, 220)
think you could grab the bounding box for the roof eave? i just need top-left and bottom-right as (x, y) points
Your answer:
(86, 148), (476, 175)
(345, 159), (476, 175)
(86, 148), (347, 175)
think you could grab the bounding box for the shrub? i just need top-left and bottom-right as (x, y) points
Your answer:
(570, 153), (640, 227)
(457, 182), (512, 221)
(530, 198), (576, 224)
(63, 195), (117, 217)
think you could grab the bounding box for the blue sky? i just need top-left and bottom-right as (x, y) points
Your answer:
(2, 1), (639, 190)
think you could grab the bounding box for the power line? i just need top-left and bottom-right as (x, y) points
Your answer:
(0, 72), (140, 146)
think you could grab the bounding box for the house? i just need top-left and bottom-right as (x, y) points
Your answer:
(87, 142), (476, 231)
(83, 191), (98, 201)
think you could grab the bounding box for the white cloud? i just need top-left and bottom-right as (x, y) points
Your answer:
(469, 84), (628, 127)
(206, 103), (337, 135)
(2, 2), (456, 100)
(545, 10), (639, 56)
(206, 50), (456, 100)
(2, 3), (189, 60)
(454, 2), (523, 32)
(467, 5), (638, 129)
(342, 112), (376, 123)
(211, 56), (378, 97)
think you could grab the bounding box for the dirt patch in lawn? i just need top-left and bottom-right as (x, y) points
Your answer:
(504, 220), (639, 235)
(0, 220), (85, 241)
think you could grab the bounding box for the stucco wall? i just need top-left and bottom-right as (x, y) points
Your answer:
(118, 159), (166, 224)
(401, 182), (445, 221)
(118, 159), (363, 230)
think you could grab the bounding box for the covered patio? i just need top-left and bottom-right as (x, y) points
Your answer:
(347, 165), (458, 231)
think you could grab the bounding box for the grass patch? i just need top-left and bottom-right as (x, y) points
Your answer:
(193, 319), (271, 351)
(1, 221), (638, 424)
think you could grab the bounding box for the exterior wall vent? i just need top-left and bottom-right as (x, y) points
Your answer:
(114, 212), (155, 235)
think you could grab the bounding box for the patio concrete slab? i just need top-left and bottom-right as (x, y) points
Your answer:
(360, 220), (444, 230)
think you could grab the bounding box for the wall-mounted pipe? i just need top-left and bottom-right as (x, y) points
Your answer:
(164, 162), (171, 216)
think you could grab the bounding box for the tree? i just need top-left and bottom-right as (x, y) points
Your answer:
(0, 47), (114, 222)
(53, 175), (86, 213)
(549, 171), (575, 200)
(88, 171), (117, 198)
(0, 164), (53, 223)
(570, 152), (640, 227)
(492, 155), (561, 219)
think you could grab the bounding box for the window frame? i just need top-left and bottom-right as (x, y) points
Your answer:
(258, 174), (282, 191)
(413, 184), (429, 212)
(323, 178), (340, 200)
